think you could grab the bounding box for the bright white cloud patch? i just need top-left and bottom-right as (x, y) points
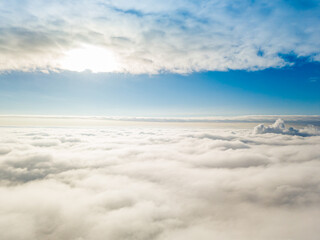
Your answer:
(60, 45), (120, 73)
(0, 0), (320, 73)
(0, 121), (320, 240)
(253, 118), (320, 136)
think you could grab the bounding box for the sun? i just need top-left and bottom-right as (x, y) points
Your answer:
(59, 45), (120, 73)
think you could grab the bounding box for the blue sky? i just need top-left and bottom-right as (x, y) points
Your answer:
(1, 58), (319, 116)
(0, 0), (319, 116)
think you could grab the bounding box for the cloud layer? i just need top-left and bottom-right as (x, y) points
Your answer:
(1, 0), (320, 73)
(1, 115), (320, 127)
(0, 122), (320, 239)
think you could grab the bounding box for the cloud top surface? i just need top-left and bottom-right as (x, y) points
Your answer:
(0, 120), (320, 239)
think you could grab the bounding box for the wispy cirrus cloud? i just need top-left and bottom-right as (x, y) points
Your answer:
(0, 0), (320, 73)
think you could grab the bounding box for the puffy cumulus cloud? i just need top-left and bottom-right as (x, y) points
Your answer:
(253, 118), (320, 136)
(0, 125), (320, 240)
(0, 146), (11, 155)
(0, 0), (320, 73)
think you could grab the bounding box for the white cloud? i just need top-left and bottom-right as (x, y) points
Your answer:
(0, 146), (11, 155)
(0, 124), (320, 239)
(253, 118), (320, 136)
(0, 0), (319, 73)
(0, 114), (319, 127)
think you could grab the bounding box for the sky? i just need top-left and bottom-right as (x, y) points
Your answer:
(0, 0), (320, 116)
(1, 2), (320, 239)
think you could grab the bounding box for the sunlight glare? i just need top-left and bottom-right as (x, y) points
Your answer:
(59, 45), (120, 73)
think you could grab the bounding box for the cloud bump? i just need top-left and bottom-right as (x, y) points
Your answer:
(253, 118), (320, 136)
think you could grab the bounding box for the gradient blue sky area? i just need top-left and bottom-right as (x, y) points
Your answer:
(1, 58), (319, 116)
(0, 0), (320, 116)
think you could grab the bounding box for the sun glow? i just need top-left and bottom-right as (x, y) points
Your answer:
(59, 45), (120, 73)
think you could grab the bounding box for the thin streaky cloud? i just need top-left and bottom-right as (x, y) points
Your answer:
(0, 114), (319, 124)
